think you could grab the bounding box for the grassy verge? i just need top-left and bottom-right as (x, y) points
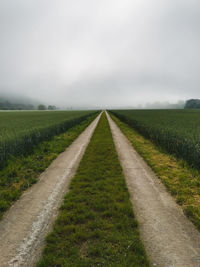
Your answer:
(110, 114), (200, 231)
(38, 113), (149, 267)
(0, 114), (98, 220)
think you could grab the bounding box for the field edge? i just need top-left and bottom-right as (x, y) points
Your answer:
(109, 113), (200, 231)
(0, 113), (99, 220)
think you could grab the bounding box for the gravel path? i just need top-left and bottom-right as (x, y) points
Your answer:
(0, 113), (101, 267)
(107, 112), (200, 267)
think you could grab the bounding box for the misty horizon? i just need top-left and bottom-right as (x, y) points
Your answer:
(0, 1), (199, 108)
(0, 92), (186, 110)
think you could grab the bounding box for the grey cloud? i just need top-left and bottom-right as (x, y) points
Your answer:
(0, 0), (199, 108)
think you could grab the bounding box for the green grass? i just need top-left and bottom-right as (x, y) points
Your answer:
(0, 114), (97, 219)
(0, 110), (97, 169)
(110, 114), (200, 231)
(110, 109), (200, 170)
(38, 113), (149, 267)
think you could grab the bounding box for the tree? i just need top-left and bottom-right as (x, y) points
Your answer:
(38, 104), (47, 110)
(48, 105), (56, 110)
(184, 99), (200, 109)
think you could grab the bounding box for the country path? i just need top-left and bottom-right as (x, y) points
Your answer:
(0, 113), (101, 267)
(106, 112), (200, 267)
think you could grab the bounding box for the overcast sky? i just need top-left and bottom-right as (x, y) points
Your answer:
(0, 0), (199, 108)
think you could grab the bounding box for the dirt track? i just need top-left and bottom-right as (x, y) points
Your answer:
(0, 113), (101, 267)
(107, 112), (200, 267)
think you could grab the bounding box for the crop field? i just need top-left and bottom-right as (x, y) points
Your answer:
(1, 110), (200, 266)
(110, 109), (200, 169)
(0, 110), (96, 169)
(0, 114), (97, 219)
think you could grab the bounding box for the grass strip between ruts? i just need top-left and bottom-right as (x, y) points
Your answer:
(110, 114), (200, 231)
(38, 113), (149, 267)
(0, 114), (98, 220)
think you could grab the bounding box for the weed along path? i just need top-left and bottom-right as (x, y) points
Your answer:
(106, 112), (200, 267)
(0, 113), (101, 267)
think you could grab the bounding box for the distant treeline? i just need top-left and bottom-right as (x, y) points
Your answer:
(184, 99), (200, 109)
(0, 100), (57, 110)
(145, 100), (185, 109)
(0, 101), (35, 110)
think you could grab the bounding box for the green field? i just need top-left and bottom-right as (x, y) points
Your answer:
(0, 114), (98, 219)
(0, 110), (96, 169)
(38, 113), (149, 267)
(110, 109), (200, 169)
(111, 113), (200, 231)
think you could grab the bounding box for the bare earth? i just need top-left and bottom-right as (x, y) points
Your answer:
(107, 113), (200, 267)
(0, 114), (101, 267)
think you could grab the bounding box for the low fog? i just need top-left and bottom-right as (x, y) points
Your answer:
(0, 0), (199, 108)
